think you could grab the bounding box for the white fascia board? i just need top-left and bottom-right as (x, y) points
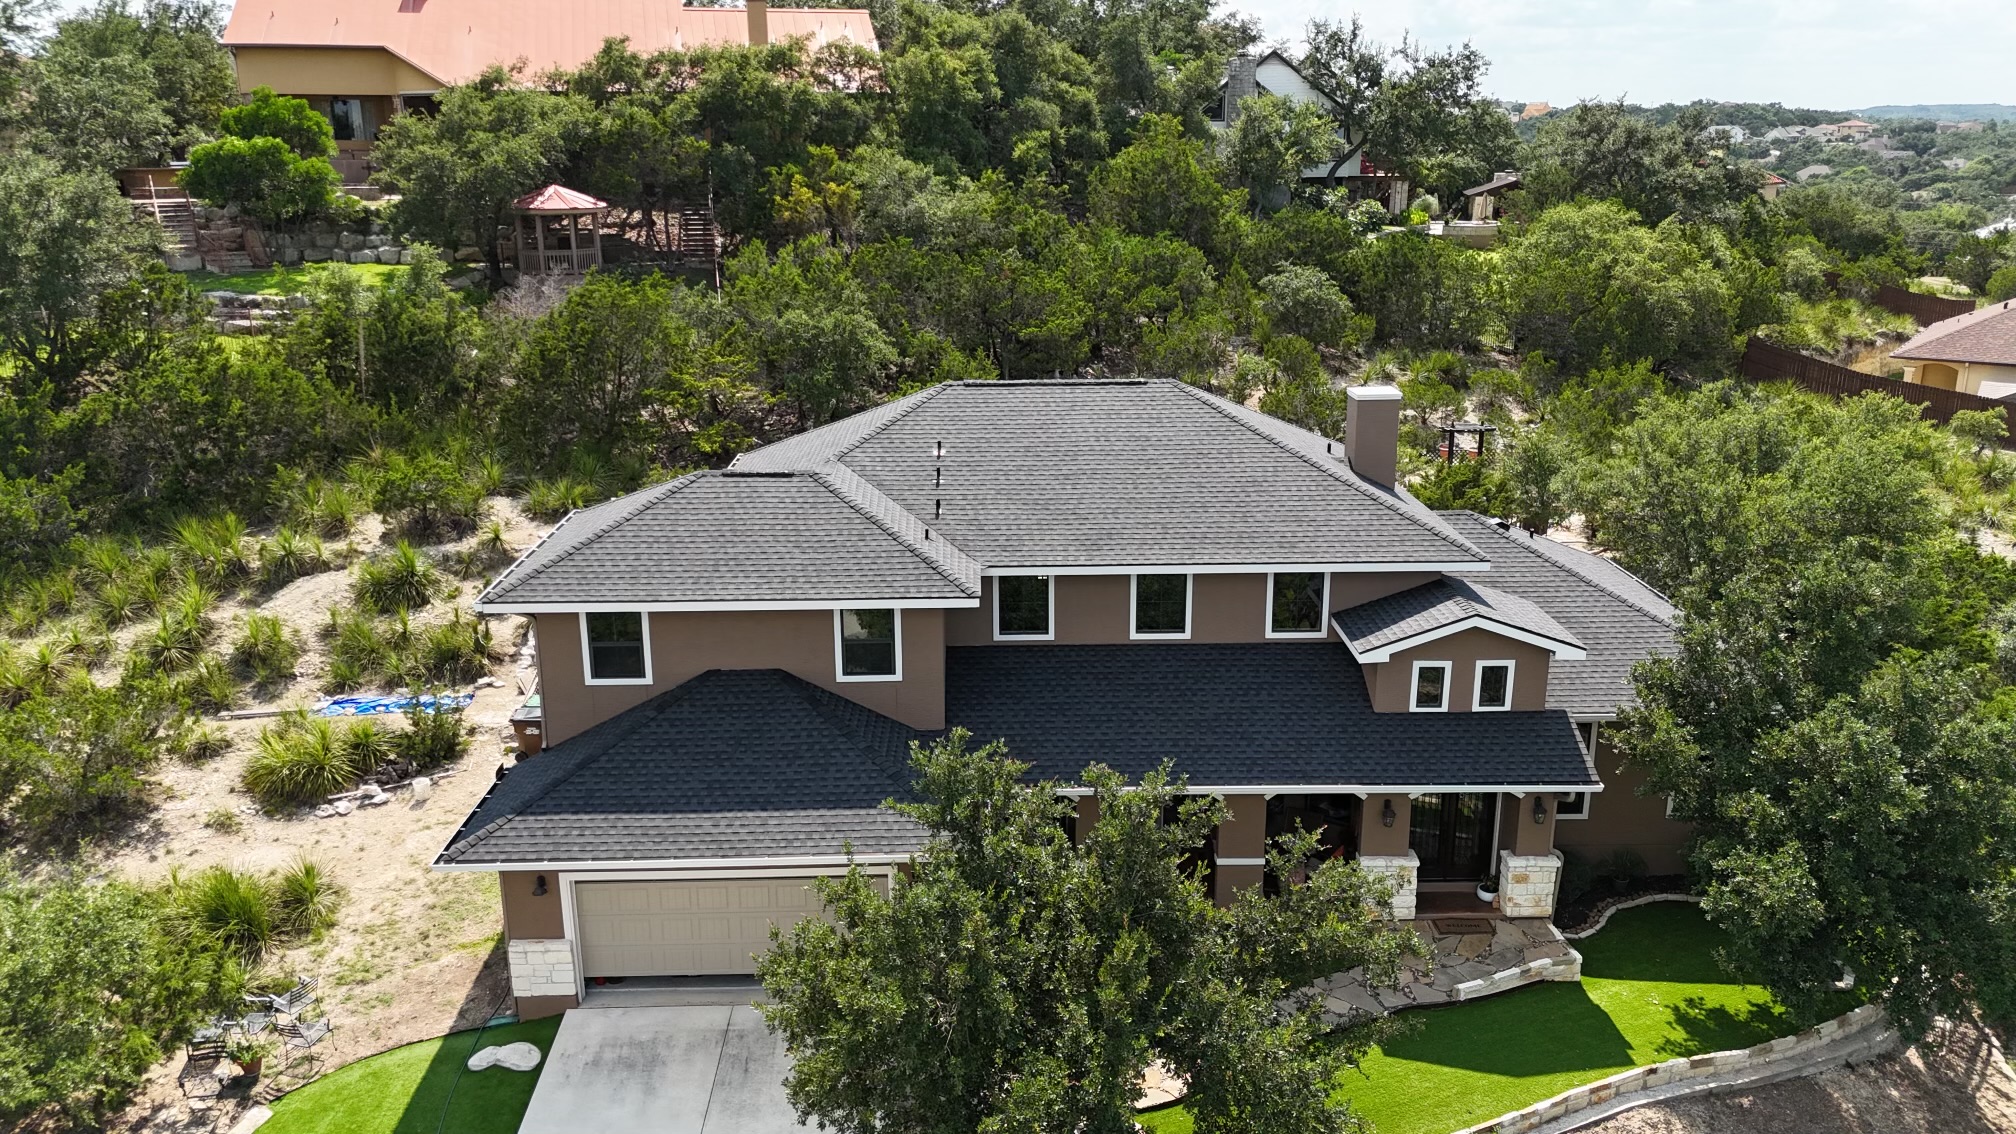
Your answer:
(432, 852), (914, 873)
(1347, 616), (1588, 662)
(1052, 782), (1604, 797)
(979, 561), (1488, 577)
(474, 597), (980, 614)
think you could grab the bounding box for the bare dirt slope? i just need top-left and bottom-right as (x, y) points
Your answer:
(1584, 1019), (2016, 1134)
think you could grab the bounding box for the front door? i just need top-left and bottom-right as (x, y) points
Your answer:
(1408, 793), (1495, 882)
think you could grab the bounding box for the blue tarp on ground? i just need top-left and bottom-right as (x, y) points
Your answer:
(314, 691), (475, 717)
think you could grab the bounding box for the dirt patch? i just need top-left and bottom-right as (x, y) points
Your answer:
(1583, 1018), (2016, 1134)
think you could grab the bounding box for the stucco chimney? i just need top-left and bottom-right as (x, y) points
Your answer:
(747, 0), (769, 45)
(1344, 385), (1403, 490)
(1224, 53), (1257, 124)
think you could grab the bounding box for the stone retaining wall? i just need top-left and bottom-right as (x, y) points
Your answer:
(506, 938), (577, 999)
(1560, 893), (1702, 941)
(1358, 851), (1420, 921)
(1451, 1003), (1889, 1134)
(1451, 923), (1582, 1001)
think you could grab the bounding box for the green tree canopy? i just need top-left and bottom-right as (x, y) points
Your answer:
(1517, 101), (1758, 225)
(219, 85), (335, 158)
(758, 731), (1411, 1134)
(23, 0), (232, 166)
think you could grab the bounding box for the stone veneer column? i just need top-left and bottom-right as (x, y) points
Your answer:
(1498, 850), (1564, 919)
(1213, 794), (1268, 906)
(507, 938), (578, 999)
(1356, 852), (1420, 921)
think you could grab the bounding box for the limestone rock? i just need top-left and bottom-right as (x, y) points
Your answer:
(302, 247), (331, 262)
(374, 246), (401, 264)
(397, 248), (415, 265)
(1455, 933), (1492, 959)
(349, 249), (378, 264)
(337, 231), (366, 251)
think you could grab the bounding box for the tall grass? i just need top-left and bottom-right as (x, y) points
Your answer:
(244, 714), (356, 808)
(273, 858), (345, 936)
(231, 612), (302, 687)
(352, 541), (444, 614)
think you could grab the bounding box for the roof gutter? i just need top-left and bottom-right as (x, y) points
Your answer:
(431, 852), (915, 873)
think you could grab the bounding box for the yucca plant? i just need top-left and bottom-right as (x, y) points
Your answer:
(352, 541), (443, 614)
(175, 653), (239, 713)
(322, 656), (367, 694)
(171, 572), (219, 634)
(0, 647), (38, 708)
(244, 714), (358, 808)
(232, 613), (302, 687)
(324, 609), (395, 684)
(339, 718), (395, 775)
(172, 514), (254, 583)
(259, 526), (331, 587)
(3, 588), (50, 637)
(78, 534), (139, 588)
(273, 858), (345, 936)
(285, 476), (365, 538)
(409, 610), (497, 684)
(169, 719), (233, 763)
(170, 865), (277, 963)
(140, 610), (211, 673)
(522, 476), (595, 521)
(93, 576), (145, 627)
(26, 571), (80, 621)
(20, 640), (81, 687)
(53, 624), (112, 668)
(473, 453), (511, 497)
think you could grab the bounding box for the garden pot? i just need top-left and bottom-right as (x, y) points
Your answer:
(1476, 885), (1499, 904)
(233, 1057), (264, 1079)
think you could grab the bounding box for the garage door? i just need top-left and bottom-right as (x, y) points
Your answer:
(575, 876), (874, 978)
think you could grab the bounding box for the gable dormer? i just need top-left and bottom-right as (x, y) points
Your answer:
(1332, 578), (1588, 712)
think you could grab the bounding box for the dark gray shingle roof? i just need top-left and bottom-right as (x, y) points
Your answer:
(942, 643), (1598, 788)
(734, 379), (1487, 569)
(1435, 514), (1677, 717)
(478, 469), (980, 607)
(1331, 577), (1583, 658)
(436, 670), (927, 866)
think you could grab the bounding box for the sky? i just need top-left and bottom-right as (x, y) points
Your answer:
(1245, 0), (2016, 111)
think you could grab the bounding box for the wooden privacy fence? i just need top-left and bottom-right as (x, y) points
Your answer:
(1870, 284), (1975, 326)
(1739, 337), (2012, 439)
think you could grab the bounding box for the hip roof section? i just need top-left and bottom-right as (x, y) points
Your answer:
(1891, 300), (2016, 366)
(1332, 577), (1586, 661)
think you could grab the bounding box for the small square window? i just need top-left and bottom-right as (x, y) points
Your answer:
(838, 609), (899, 679)
(583, 612), (648, 683)
(1411, 661), (1450, 711)
(996, 576), (1052, 638)
(1269, 572), (1325, 636)
(1555, 791), (1588, 819)
(1132, 574), (1189, 637)
(1474, 661), (1514, 710)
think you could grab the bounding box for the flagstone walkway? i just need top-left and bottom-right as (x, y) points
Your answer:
(1314, 918), (1581, 1022)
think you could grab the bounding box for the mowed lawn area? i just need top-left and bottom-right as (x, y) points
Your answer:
(182, 262), (408, 294)
(1142, 903), (1804, 1134)
(259, 1016), (562, 1134)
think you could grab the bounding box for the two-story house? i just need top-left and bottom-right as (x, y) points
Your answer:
(435, 380), (1684, 1019)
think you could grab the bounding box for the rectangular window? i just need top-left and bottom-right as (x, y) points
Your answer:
(1131, 574), (1190, 638)
(1473, 660), (1515, 711)
(581, 612), (650, 684)
(836, 609), (901, 680)
(1411, 661), (1451, 712)
(994, 575), (1053, 639)
(1267, 572), (1328, 637)
(1555, 791), (1589, 819)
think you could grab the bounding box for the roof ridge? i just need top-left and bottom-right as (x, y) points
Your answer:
(1162, 380), (1487, 563)
(1447, 512), (1675, 626)
(810, 464), (981, 596)
(481, 473), (706, 602)
(830, 383), (952, 465)
(779, 673), (919, 795)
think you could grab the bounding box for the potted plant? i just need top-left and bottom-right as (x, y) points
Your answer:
(227, 1035), (276, 1080)
(1476, 871), (1500, 905)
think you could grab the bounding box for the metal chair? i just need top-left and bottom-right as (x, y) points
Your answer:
(177, 1037), (227, 1100)
(276, 1017), (333, 1073)
(273, 977), (319, 1020)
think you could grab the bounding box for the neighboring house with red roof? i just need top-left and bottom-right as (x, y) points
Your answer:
(1894, 300), (2016, 401)
(219, 0), (875, 165)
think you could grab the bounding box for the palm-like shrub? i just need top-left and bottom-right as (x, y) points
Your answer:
(352, 541), (443, 614)
(409, 610), (497, 684)
(139, 610), (212, 673)
(169, 865), (276, 963)
(78, 535), (138, 588)
(259, 526), (331, 587)
(522, 476), (595, 521)
(169, 719), (233, 763)
(244, 715), (357, 808)
(171, 514), (254, 584)
(92, 577), (145, 627)
(324, 609), (396, 686)
(273, 858), (344, 936)
(231, 613), (301, 687)
(174, 653), (239, 714)
(280, 475), (364, 538)
(339, 718), (395, 775)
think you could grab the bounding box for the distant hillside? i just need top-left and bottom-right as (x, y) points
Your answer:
(1856, 104), (2016, 122)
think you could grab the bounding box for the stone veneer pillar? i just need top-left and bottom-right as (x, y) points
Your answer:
(507, 938), (578, 999)
(1357, 851), (1420, 921)
(1498, 850), (1564, 919)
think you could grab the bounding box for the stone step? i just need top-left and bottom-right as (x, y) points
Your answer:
(204, 252), (257, 274)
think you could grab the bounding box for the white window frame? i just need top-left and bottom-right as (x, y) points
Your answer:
(1472, 659), (1516, 712)
(992, 574), (1055, 641)
(579, 611), (653, 686)
(1129, 573), (1193, 639)
(1409, 660), (1452, 712)
(1264, 571), (1331, 639)
(834, 608), (903, 682)
(1554, 791), (1589, 820)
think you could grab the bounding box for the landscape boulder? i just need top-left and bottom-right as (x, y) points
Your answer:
(467, 1042), (542, 1072)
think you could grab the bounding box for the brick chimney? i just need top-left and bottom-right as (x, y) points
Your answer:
(1224, 53), (1257, 124)
(1344, 385), (1403, 489)
(746, 0), (768, 45)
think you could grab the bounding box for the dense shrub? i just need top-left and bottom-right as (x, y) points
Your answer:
(353, 541), (445, 615)
(368, 451), (488, 537)
(409, 610), (497, 684)
(396, 700), (469, 771)
(243, 714), (355, 808)
(230, 612), (301, 687)
(180, 135), (338, 223)
(0, 679), (173, 844)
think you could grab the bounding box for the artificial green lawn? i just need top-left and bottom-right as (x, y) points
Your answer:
(259, 1016), (562, 1134)
(1141, 904), (1799, 1134)
(182, 262), (407, 294)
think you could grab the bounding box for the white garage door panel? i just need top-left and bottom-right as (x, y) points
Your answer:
(576, 876), (876, 978)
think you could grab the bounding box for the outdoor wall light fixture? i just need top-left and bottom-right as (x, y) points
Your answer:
(1381, 799), (1396, 828)
(1532, 796), (1548, 825)
(533, 874), (548, 897)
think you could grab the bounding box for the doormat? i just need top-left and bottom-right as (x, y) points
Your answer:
(1432, 918), (1495, 935)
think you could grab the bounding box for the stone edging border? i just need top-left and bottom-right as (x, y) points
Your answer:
(1559, 893), (1701, 941)
(1449, 1003), (1890, 1134)
(1446, 921), (1585, 1002)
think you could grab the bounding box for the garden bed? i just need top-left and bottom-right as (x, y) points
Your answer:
(1553, 876), (1692, 937)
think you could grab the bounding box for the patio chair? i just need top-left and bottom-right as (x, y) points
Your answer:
(276, 1017), (333, 1073)
(272, 977), (319, 1020)
(178, 1037), (227, 1100)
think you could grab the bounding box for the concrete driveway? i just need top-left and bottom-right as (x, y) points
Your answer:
(517, 1006), (807, 1134)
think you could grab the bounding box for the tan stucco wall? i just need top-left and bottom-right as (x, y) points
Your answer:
(1364, 629), (1553, 713)
(500, 870), (564, 939)
(230, 46), (439, 97)
(1358, 793), (1412, 856)
(1509, 793), (1558, 857)
(535, 607), (947, 745)
(1551, 735), (1692, 876)
(1901, 359), (2016, 397)
(1213, 794), (1268, 904)
(944, 572), (1439, 646)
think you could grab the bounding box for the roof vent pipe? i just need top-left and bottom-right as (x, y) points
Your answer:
(1343, 385), (1403, 490)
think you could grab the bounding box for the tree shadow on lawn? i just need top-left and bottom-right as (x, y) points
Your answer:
(1370, 982), (1636, 1077)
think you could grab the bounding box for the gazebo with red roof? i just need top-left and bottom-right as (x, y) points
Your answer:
(512, 184), (609, 276)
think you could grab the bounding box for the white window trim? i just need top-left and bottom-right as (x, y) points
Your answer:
(1472, 659), (1516, 712)
(579, 611), (653, 685)
(1265, 571), (1331, 639)
(1129, 573), (1193, 639)
(991, 574), (1054, 641)
(834, 608), (903, 682)
(1554, 791), (1590, 820)
(1409, 660), (1452, 712)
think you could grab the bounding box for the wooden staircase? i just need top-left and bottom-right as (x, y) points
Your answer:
(133, 186), (199, 255)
